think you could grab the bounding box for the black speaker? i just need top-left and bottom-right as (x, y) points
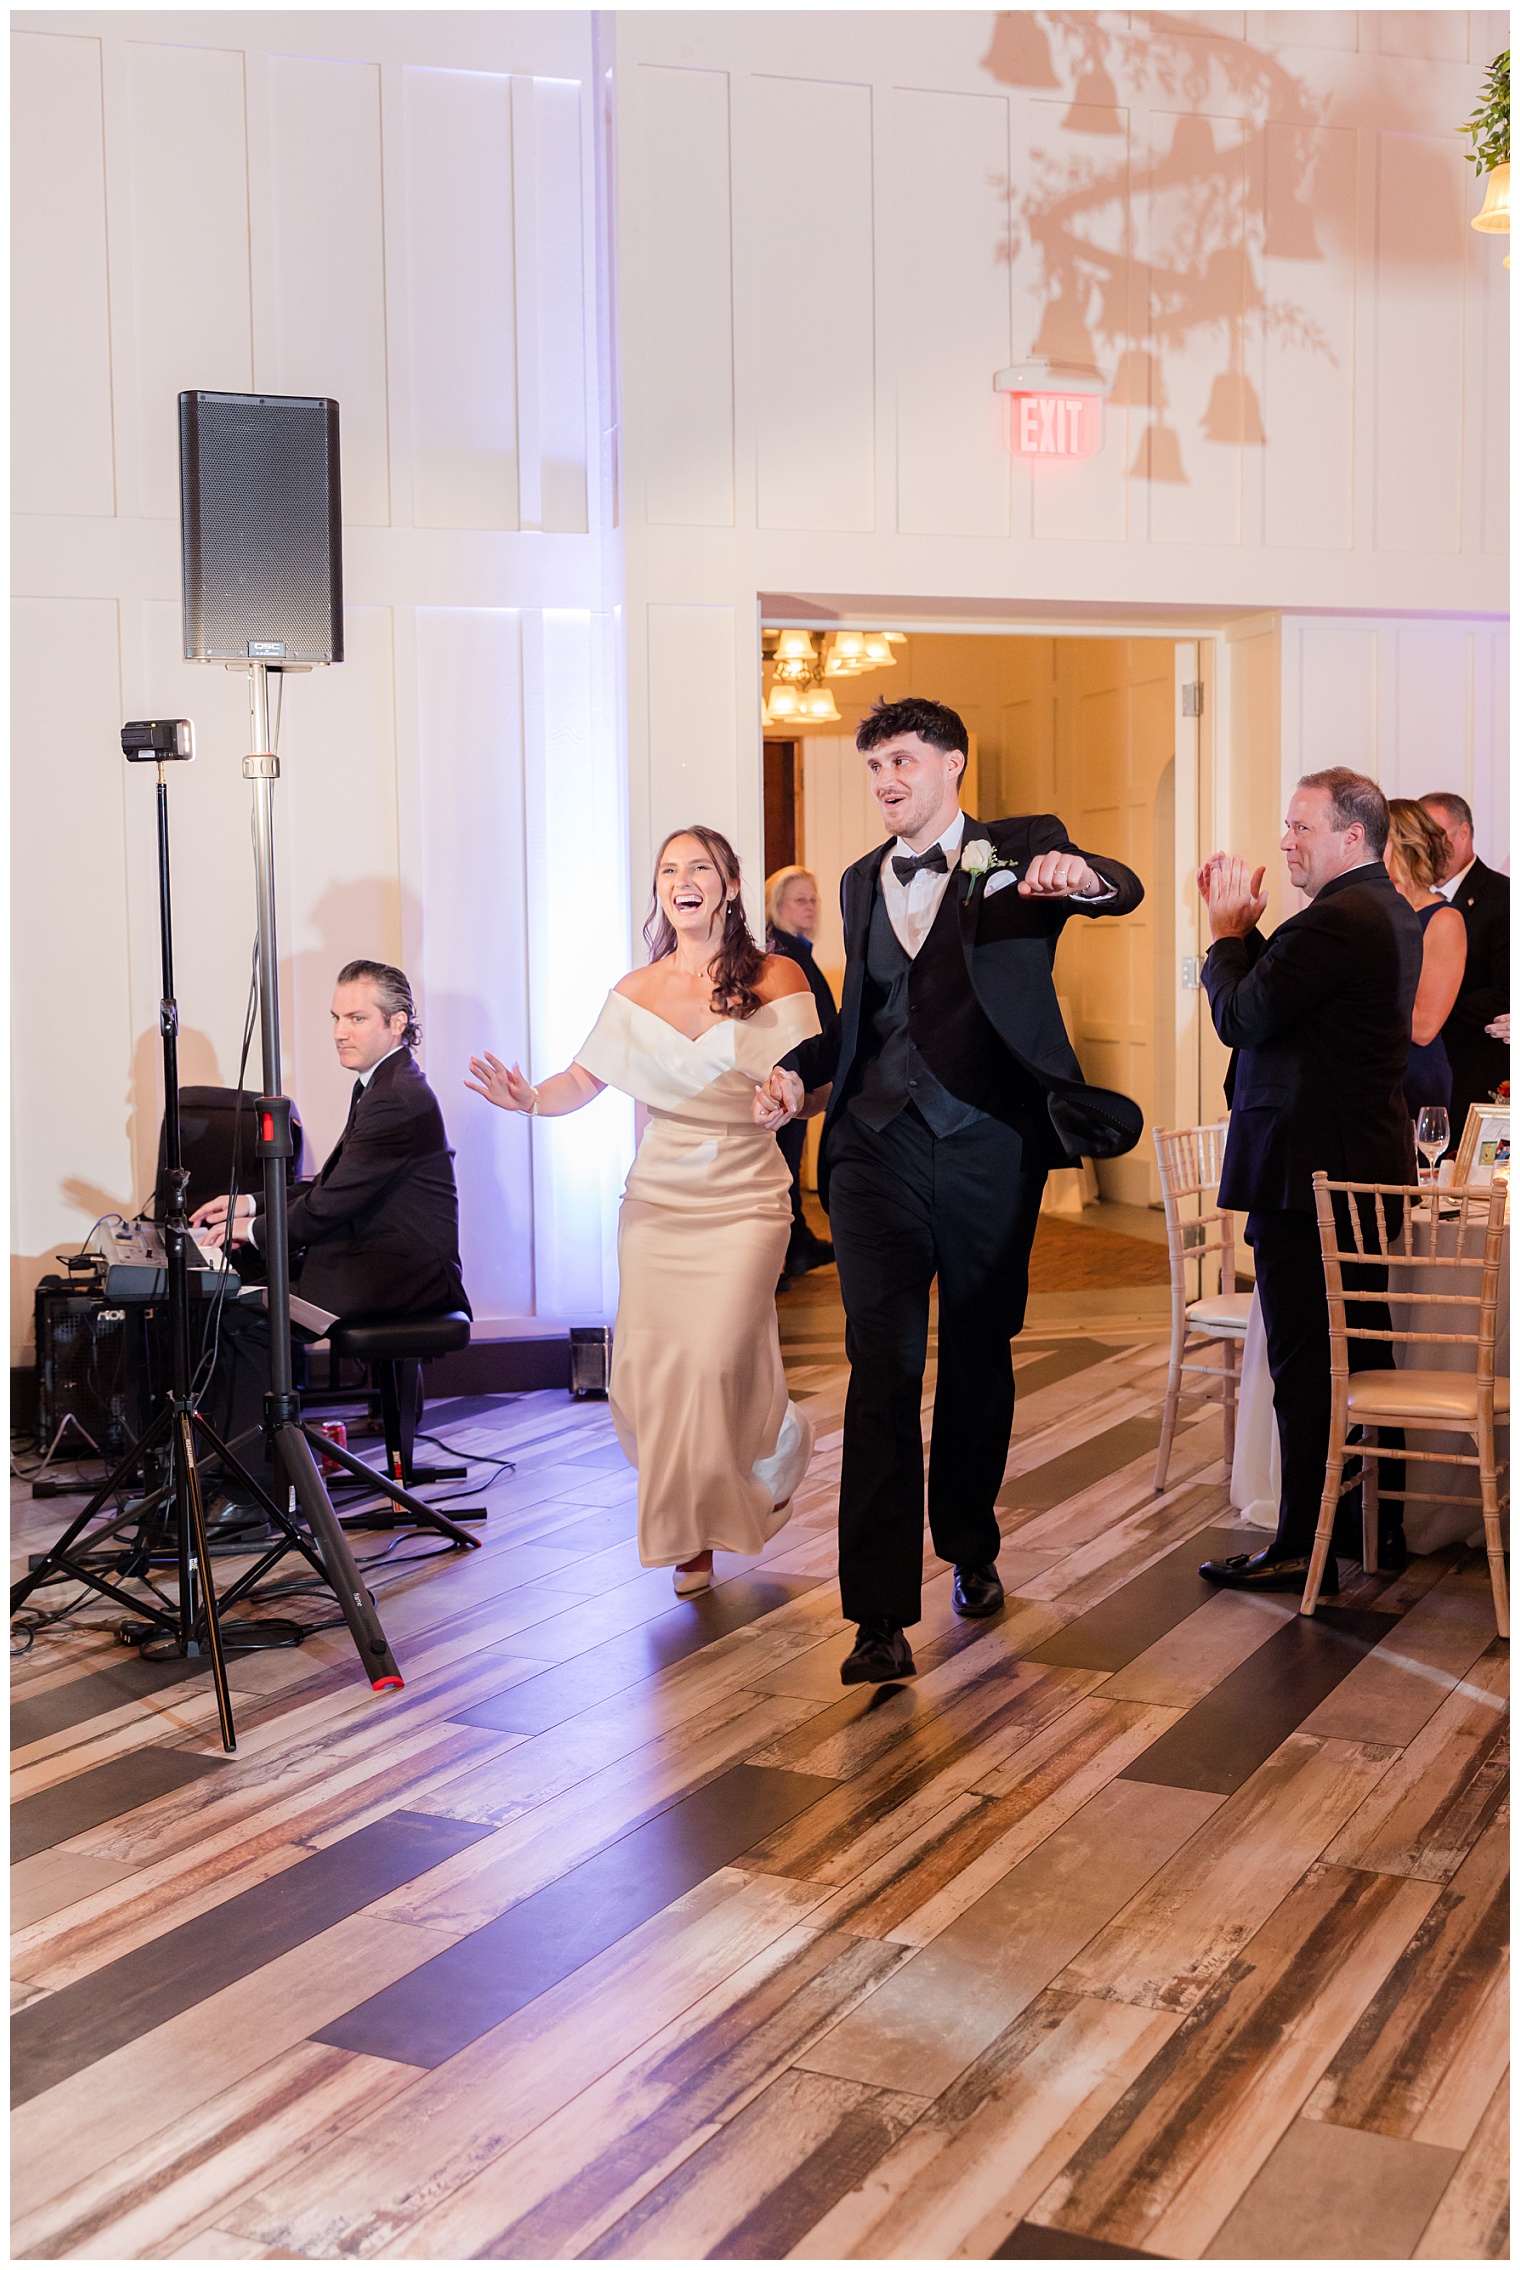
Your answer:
(179, 391), (343, 664)
(33, 1286), (133, 1457)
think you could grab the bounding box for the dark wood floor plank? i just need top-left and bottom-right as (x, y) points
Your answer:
(1013, 1340), (1127, 1398)
(1116, 1607), (1397, 1796)
(10, 1810), (492, 2106)
(996, 2226), (1162, 2260)
(1025, 1526), (1256, 1673)
(11, 1655), (215, 1750)
(12, 1746), (227, 1864)
(313, 1764), (839, 2067)
(999, 1417), (1166, 1516)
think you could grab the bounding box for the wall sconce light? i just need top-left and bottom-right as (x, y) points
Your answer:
(1471, 161), (1510, 265)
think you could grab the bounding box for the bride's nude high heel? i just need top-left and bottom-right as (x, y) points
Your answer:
(673, 1550), (713, 1596)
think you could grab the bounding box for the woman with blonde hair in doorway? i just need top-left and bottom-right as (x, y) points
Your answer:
(765, 864), (839, 1281)
(467, 827), (819, 1595)
(1386, 797), (1467, 1120)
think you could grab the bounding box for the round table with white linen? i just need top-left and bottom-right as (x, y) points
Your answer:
(1230, 1201), (1509, 1552)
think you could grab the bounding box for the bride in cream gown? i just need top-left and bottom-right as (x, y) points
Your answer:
(467, 827), (819, 1593)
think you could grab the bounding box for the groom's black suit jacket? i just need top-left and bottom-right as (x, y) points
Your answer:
(793, 813), (1143, 1204)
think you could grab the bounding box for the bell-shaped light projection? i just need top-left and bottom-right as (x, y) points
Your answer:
(774, 628), (818, 664)
(1472, 161), (1511, 234)
(764, 681), (803, 726)
(981, 13), (1060, 89)
(797, 682), (843, 726)
(1128, 419), (1187, 483)
(1108, 348), (1164, 409)
(1203, 370), (1266, 444)
(1163, 113), (1217, 176)
(1063, 64), (1123, 128)
(862, 633), (897, 666)
(831, 631), (866, 664)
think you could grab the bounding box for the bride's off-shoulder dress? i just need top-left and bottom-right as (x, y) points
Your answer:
(573, 987), (820, 1566)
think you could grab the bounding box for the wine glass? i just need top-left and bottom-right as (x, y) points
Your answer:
(1415, 1105), (1450, 1191)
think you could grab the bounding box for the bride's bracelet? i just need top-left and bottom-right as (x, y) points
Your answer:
(524, 1084), (540, 1116)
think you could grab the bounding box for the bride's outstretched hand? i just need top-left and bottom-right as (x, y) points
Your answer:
(466, 1052), (538, 1112)
(753, 1068), (803, 1129)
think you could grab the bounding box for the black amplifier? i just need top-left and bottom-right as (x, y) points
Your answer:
(32, 1284), (135, 1458)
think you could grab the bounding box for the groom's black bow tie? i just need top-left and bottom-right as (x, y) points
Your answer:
(891, 843), (949, 885)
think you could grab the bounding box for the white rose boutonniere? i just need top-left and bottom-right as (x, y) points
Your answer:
(959, 837), (1019, 900)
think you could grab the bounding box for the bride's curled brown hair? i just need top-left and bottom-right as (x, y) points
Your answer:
(644, 825), (767, 1020)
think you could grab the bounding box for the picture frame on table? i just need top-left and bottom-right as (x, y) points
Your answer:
(1453, 1100), (1511, 1188)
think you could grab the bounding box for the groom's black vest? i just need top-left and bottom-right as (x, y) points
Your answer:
(848, 875), (1048, 1144)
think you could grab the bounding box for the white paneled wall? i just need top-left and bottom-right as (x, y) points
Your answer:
(1281, 614), (1510, 868)
(11, 10), (622, 1358)
(616, 13), (1508, 912)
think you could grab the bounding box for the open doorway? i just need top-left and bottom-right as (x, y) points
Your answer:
(761, 627), (1212, 1230)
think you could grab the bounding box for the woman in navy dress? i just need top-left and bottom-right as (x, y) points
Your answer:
(1386, 798), (1467, 1116)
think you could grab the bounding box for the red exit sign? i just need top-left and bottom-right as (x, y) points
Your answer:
(1007, 391), (1102, 460)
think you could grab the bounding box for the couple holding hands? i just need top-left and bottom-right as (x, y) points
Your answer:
(470, 697), (1143, 1685)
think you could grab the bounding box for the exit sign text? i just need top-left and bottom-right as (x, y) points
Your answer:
(1007, 392), (1102, 461)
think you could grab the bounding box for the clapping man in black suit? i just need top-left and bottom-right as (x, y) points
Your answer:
(1419, 791), (1509, 1137)
(759, 697), (1143, 1684)
(1197, 770), (1422, 1591)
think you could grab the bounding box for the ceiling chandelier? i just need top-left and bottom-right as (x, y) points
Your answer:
(762, 629), (906, 730)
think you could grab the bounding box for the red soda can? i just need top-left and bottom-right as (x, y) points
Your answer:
(318, 1419), (348, 1473)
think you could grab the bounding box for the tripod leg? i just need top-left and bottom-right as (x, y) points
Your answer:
(176, 1412), (236, 1752)
(275, 1423), (404, 1690)
(298, 1423), (485, 1549)
(10, 1403), (174, 1612)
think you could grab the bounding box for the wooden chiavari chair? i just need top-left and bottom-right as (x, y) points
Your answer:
(1152, 1120), (1253, 1492)
(1302, 1172), (1509, 1634)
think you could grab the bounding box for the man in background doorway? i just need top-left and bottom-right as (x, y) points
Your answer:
(1196, 771), (1421, 1590)
(764, 864), (838, 1281)
(761, 696), (1143, 1686)
(1419, 791), (1509, 1141)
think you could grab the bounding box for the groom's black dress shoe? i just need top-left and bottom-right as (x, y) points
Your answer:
(1199, 1547), (1340, 1593)
(952, 1563), (1005, 1618)
(841, 1619), (917, 1685)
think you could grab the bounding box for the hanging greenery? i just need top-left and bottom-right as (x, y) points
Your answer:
(1459, 49), (1509, 172)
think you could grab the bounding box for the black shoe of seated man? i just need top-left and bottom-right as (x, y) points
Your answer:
(1199, 1546), (1341, 1593)
(785, 1233), (834, 1277)
(841, 1618), (917, 1685)
(952, 1562), (1005, 1618)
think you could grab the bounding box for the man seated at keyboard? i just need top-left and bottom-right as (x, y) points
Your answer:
(193, 959), (469, 1474)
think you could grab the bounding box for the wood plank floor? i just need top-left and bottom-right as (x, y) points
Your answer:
(10, 1258), (1508, 2261)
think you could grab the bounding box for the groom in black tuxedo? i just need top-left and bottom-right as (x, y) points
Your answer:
(766, 697), (1143, 1684)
